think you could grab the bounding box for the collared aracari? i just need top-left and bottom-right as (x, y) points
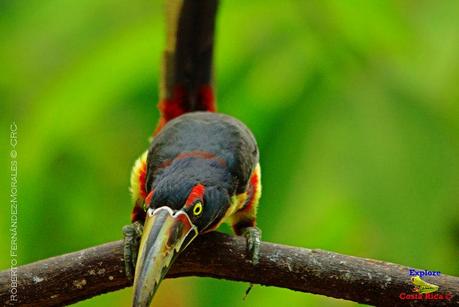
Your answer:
(122, 0), (262, 306)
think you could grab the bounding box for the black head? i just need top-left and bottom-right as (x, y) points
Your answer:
(147, 157), (231, 232)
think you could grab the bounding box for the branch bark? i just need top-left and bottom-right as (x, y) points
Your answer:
(0, 232), (458, 306)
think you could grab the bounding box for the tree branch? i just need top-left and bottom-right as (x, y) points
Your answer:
(0, 232), (458, 306)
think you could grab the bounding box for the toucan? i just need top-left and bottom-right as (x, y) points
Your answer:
(122, 0), (262, 306)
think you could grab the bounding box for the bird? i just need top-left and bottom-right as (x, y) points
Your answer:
(122, 0), (262, 306)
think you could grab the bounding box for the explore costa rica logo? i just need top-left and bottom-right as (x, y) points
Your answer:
(410, 276), (438, 294)
(398, 269), (453, 302)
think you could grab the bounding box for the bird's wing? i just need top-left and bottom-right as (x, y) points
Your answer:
(155, 0), (219, 134)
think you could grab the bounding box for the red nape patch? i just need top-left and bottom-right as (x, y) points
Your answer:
(184, 184), (206, 208)
(197, 85), (216, 112)
(175, 151), (226, 167)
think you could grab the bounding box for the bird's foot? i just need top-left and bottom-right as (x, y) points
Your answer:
(242, 226), (262, 265)
(122, 221), (143, 280)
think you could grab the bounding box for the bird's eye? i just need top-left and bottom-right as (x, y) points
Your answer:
(193, 202), (203, 216)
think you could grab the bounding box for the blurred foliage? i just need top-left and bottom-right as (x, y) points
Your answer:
(1, 0), (459, 306)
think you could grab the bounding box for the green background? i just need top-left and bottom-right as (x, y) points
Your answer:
(1, 0), (458, 306)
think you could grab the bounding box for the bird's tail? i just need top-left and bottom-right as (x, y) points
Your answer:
(155, 0), (219, 134)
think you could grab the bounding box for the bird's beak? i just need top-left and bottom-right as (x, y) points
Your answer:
(132, 206), (198, 307)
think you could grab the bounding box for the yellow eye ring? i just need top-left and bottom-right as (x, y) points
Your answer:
(193, 202), (203, 216)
